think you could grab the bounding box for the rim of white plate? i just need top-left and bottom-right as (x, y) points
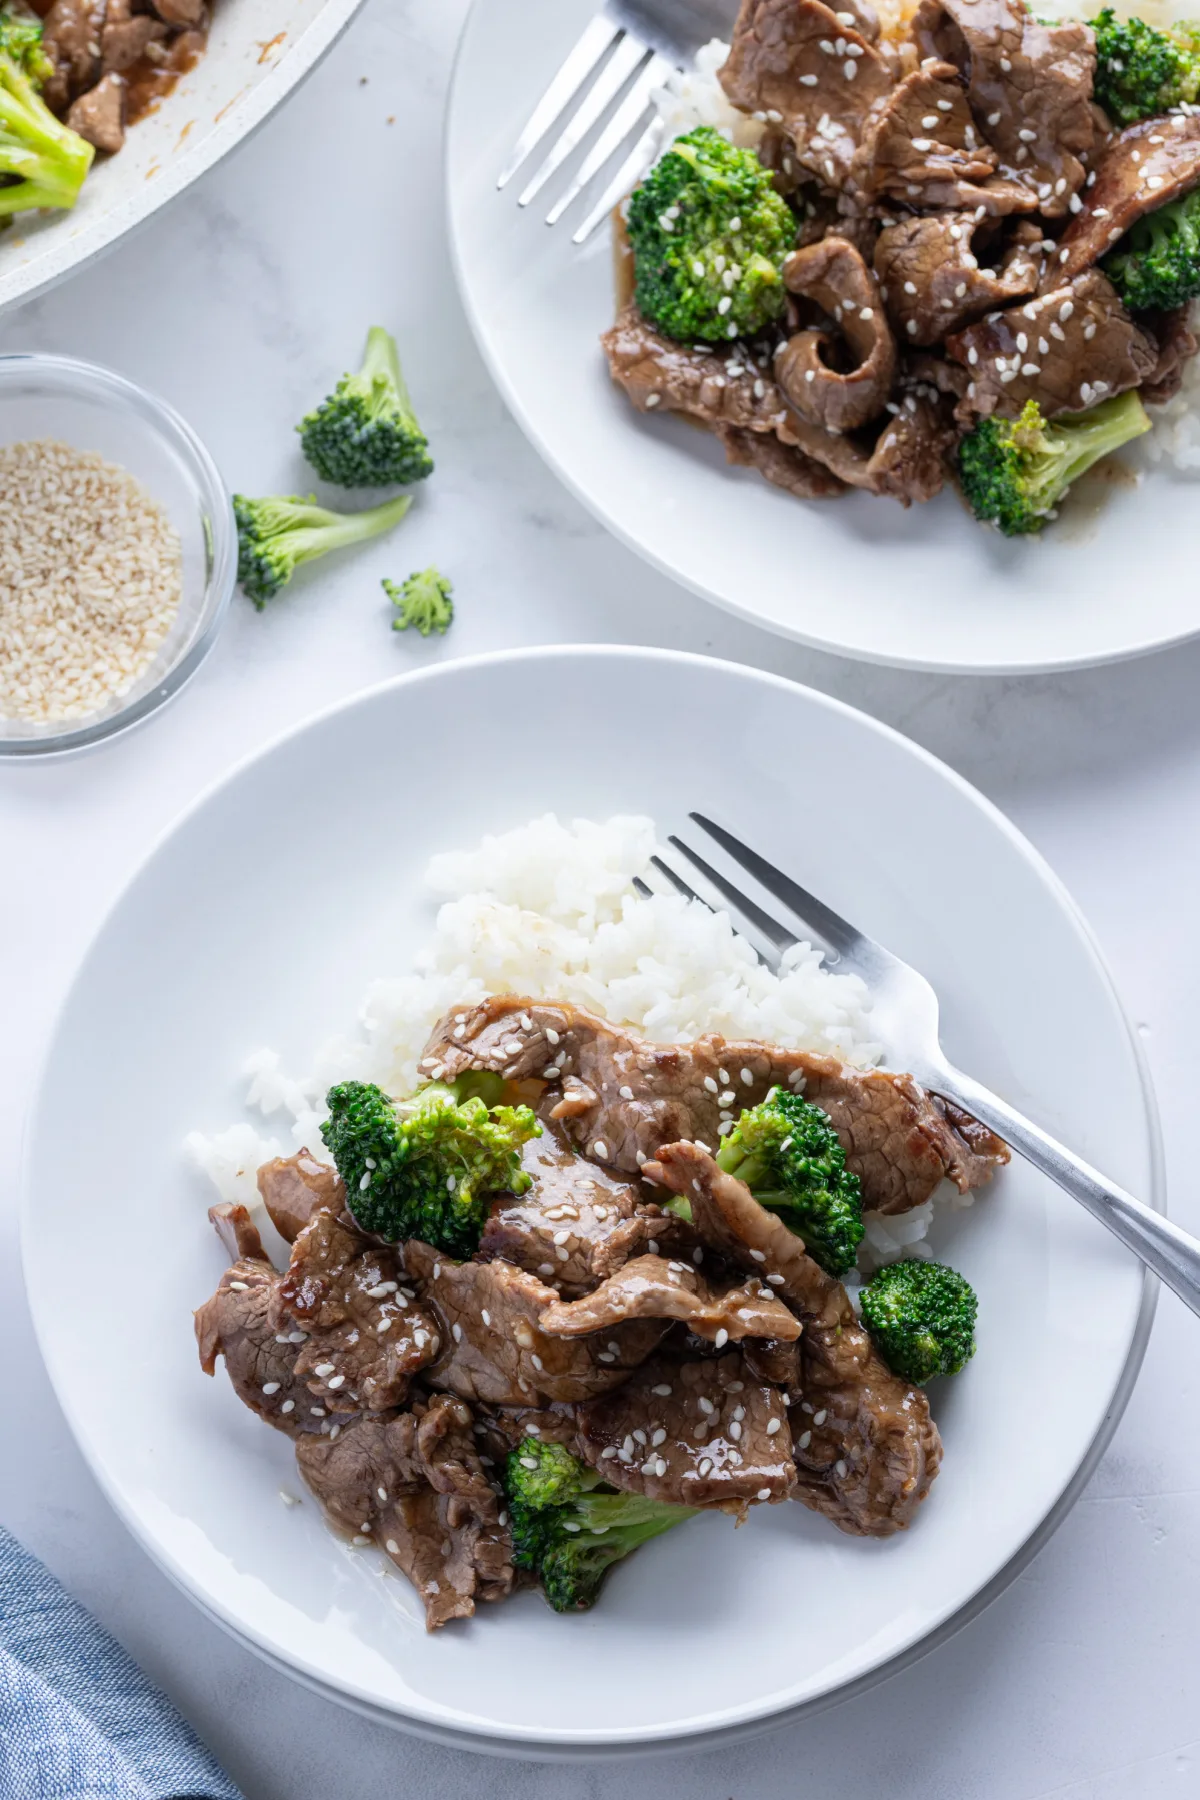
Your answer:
(20, 646), (1163, 1752)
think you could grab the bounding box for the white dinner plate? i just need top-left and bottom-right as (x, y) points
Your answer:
(447, 0), (1200, 675)
(0, 0), (365, 316)
(22, 647), (1158, 1754)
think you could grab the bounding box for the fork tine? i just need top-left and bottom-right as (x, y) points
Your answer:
(688, 813), (872, 961)
(571, 117), (663, 243)
(544, 52), (671, 226)
(642, 858), (769, 966)
(665, 837), (799, 954)
(517, 34), (650, 209)
(498, 12), (621, 190)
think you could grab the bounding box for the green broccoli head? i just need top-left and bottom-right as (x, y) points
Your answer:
(320, 1078), (540, 1258)
(233, 491), (411, 609)
(860, 1258), (978, 1385)
(715, 1086), (864, 1276)
(0, 38), (92, 219)
(625, 125), (795, 346)
(502, 1439), (697, 1612)
(1104, 183), (1200, 311)
(958, 394), (1151, 537)
(0, 5), (53, 86)
(298, 326), (434, 487)
(1089, 9), (1200, 125)
(385, 565), (454, 637)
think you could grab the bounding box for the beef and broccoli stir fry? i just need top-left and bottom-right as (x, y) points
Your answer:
(0, 0), (214, 231)
(603, 0), (1200, 534)
(195, 995), (1006, 1629)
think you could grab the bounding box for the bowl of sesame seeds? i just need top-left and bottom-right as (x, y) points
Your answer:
(0, 354), (235, 757)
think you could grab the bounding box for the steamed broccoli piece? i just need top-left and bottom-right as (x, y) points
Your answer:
(625, 125), (795, 345)
(385, 565), (453, 636)
(1104, 184), (1200, 311)
(320, 1078), (540, 1258)
(1089, 9), (1200, 125)
(233, 491), (410, 609)
(0, 5), (53, 86)
(0, 30), (92, 220)
(715, 1086), (864, 1276)
(298, 326), (434, 487)
(859, 1258), (978, 1385)
(957, 394), (1150, 536)
(503, 1440), (697, 1613)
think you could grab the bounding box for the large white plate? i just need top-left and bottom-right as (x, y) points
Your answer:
(447, 0), (1200, 675)
(22, 647), (1158, 1754)
(0, 0), (364, 315)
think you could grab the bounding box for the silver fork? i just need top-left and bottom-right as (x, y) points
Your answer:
(498, 0), (737, 243)
(642, 812), (1200, 1319)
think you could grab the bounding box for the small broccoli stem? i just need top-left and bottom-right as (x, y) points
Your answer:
(288, 493), (412, 571)
(0, 69), (93, 214)
(360, 325), (419, 428)
(1027, 392), (1150, 515)
(714, 1141), (767, 1189)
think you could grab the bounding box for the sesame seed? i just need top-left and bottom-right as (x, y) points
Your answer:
(592, 1140), (608, 1160)
(836, 1460), (848, 1478)
(714, 1328), (729, 1349)
(698, 1396), (715, 1415)
(228, 1281), (248, 1292)
(756, 1487), (772, 1501)
(281, 1400), (295, 1415)
(797, 1430), (812, 1449)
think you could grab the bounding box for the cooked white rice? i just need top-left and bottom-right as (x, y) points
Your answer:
(188, 813), (958, 1268)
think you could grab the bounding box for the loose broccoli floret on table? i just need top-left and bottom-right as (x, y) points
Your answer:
(957, 394), (1150, 537)
(298, 326), (434, 487)
(320, 1078), (539, 1258)
(385, 565), (453, 636)
(716, 1085), (864, 1276)
(503, 1439), (697, 1613)
(1104, 184), (1200, 311)
(0, 21), (93, 220)
(1089, 8), (1200, 125)
(859, 1258), (978, 1385)
(233, 491), (411, 608)
(625, 125), (795, 345)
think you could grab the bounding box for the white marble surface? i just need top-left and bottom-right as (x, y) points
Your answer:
(3, 2), (1200, 1793)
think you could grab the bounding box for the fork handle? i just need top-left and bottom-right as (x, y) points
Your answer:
(935, 1066), (1200, 1319)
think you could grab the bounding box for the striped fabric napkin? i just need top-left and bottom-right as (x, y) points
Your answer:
(0, 1525), (243, 1800)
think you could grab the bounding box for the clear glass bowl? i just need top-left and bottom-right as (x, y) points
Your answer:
(0, 354), (235, 757)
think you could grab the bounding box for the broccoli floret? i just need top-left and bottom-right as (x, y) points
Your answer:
(0, 28), (92, 220)
(715, 1086), (864, 1276)
(859, 1258), (978, 1385)
(385, 565), (453, 636)
(0, 5), (52, 86)
(1089, 9), (1200, 125)
(233, 491), (411, 609)
(503, 1440), (697, 1612)
(958, 394), (1150, 536)
(1104, 184), (1200, 311)
(298, 326), (434, 487)
(320, 1078), (540, 1258)
(625, 125), (795, 345)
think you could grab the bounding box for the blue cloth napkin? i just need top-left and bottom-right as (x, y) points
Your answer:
(0, 1525), (243, 1800)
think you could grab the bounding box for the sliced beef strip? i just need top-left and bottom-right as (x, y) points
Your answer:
(1142, 306), (1200, 405)
(99, 10), (165, 73)
(405, 1240), (668, 1406)
(918, 0), (1095, 216)
(479, 1119), (693, 1297)
(421, 996), (1008, 1213)
(601, 304), (794, 438)
(716, 423), (847, 497)
(742, 1336), (804, 1396)
(718, 0), (895, 189)
(295, 1399), (515, 1630)
(257, 1150), (345, 1244)
(776, 236), (897, 431)
(947, 268), (1158, 420)
(849, 60), (995, 204)
(538, 1254), (802, 1344)
(1049, 112), (1200, 286)
(876, 209), (1041, 346)
(149, 0), (206, 22)
(67, 69), (125, 152)
(274, 1210), (440, 1414)
(42, 0), (102, 110)
(195, 1212), (320, 1438)
(860, 388), (956, 502)
(575, 1351), (795, 1512)
(643, 1143), (940, 1536)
